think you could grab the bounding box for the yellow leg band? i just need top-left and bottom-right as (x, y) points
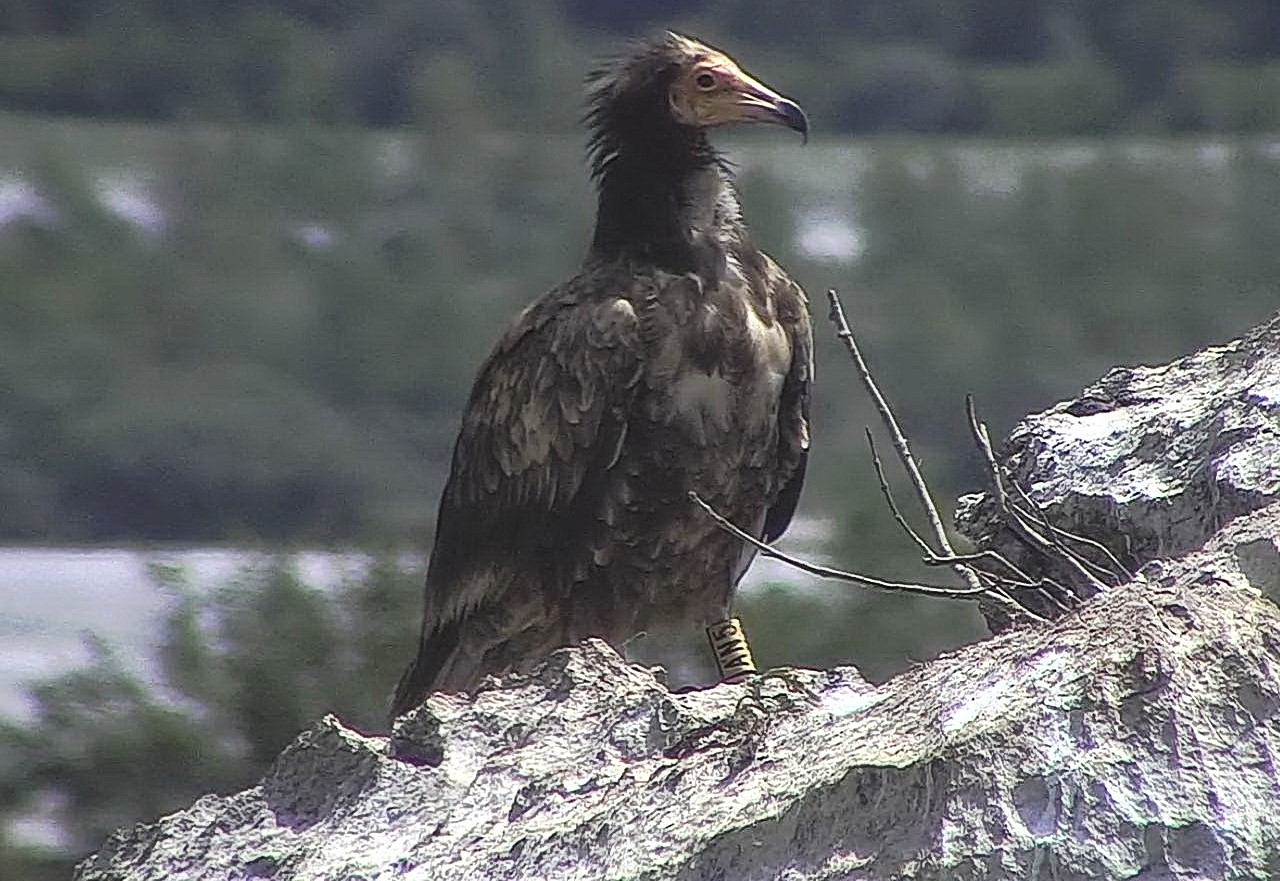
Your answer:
(706, 617), (757, 681)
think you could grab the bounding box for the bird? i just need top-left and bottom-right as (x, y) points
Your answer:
(391, 32), (812, 718)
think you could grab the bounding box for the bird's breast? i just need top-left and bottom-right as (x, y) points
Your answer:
(669, 370), (735, 441)
(641, 273), (791, 445)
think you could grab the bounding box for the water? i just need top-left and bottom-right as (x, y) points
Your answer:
(0, 518), (834, 722)
(0, 548), (358, 720)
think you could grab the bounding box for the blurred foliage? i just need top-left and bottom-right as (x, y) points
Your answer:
(973, 60), (1124, 136)
(0, 555), (421, 878)
(0, 118), (590, 541)
(3, 1), (1280, 134)
(3, 119), (1279, 543)
(816, 139), (1280, 507)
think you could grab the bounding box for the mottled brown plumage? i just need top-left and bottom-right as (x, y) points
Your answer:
(391, 33), (812, 718)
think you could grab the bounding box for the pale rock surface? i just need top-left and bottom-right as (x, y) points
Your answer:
(957, 311), (1280, 581)
(76, 559), (1280, 879)
(77, 313), (1280, 880)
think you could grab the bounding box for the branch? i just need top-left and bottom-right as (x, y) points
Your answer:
(866, 428), (1075, 616)
(688, 492), (990, 598)
(827, 290), (957, 561)
(827, 290), (1037, 625)
(864, 428), (935, 557)
(965, 395), (1120, 599)
(1007, 479), (1133, 582)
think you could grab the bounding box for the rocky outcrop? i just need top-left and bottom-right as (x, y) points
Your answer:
(957, 311), (1280, 584)
(77, 313), (1280, 880)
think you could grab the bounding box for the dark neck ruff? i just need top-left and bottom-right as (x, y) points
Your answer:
(587, 116), (728, 275)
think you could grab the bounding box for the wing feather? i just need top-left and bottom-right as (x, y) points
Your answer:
(391, 287), (641, 714)
(763, 262), (813, 543)
(444, 291), (640, 596)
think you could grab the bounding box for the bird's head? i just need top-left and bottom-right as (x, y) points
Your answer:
(659, 33), (808, 139)
(587, 33), (808, 173)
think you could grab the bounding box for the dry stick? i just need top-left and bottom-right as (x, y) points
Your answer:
(865, 428), (1070, 611)
(827, 291), (950, 554)
(864, 428), (935, 557)
(1003, 479), (1114, 589)
(964, 396), (1111, 598)
(902, 539), (1076, 608)
(800, 433), (1064, 612)
(1008, 500), (1114, 589)
(1006, 480), (1133, 582)
(688, 492), (990, 598)
(868, 429), (1032, 583)
(927, 550), (1059, 588)
(959, 411), (1082, 611)
(827, 290), (1038, 624)
(965, 397), (1011, 508)
(969, 405), (1107, 597)
(694, 442), (1064, 603)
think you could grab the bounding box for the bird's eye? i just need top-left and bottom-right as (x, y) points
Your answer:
(695, 72), (717, 90)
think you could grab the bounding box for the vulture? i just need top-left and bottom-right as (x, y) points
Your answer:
(391, 33), (812, 718)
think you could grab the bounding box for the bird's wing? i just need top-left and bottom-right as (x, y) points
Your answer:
(393, 285), (642, 710)
(762, 264), (813, 543)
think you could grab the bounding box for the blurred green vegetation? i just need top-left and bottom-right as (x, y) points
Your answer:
(3, 118), (1279, 544)
(0, 117), (592, 541)
(0, 556), (423, 881)
(4, 1), (1280, 135)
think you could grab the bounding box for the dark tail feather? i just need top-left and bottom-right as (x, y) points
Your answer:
(763, 448), (808, 542)
(389, 615), (464, 723)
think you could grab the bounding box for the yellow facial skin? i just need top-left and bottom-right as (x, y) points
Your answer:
(665, 35), (808, 138)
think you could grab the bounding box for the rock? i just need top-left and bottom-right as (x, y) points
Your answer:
(77, 314), (1280, 880)
(77, 562), (1280, 879)
(957, 311), (1280, 581)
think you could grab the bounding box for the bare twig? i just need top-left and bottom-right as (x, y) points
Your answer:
(828, 290), (957, 563)
(965, 395), (1116, 599)
(1007, 481), (1133, 581)
(1005, 484), (1111, 590)
(920, 549), (1038, 586)
(828, 290), (1037, 624)
(1007, 500), (1111, 591)
(965, 396), (1010, 509)
(865, 429), (934, 557)
(865, 429), (1074, 612)
(689, 492), (991, 598)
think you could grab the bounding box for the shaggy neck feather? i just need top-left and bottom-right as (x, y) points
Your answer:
(587, 109), (740, 276)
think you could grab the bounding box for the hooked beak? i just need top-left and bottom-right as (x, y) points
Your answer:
(734, 76), (809, 143)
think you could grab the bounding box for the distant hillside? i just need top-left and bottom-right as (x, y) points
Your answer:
(1, 1), (1280, 134)
(2, 114), (1279, 545)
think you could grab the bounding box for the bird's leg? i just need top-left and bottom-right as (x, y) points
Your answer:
(705, 616), (820, 702)
(705, 616), (758, 682)
(706, 617), (816, 741)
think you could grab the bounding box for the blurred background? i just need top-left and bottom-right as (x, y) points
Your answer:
(2, 0), (1280, 875)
